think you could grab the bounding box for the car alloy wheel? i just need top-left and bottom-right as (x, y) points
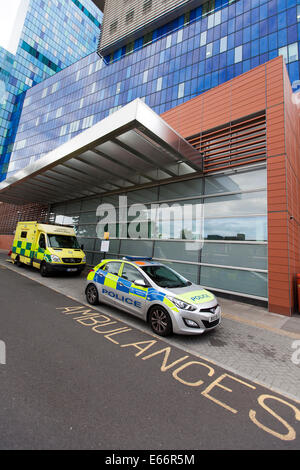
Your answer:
(149, 306), (172, 337)
(86, 284), (99, 305)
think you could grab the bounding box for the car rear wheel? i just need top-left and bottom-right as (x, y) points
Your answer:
(86, 283), (99, 305)
(149, 306), (173, 337)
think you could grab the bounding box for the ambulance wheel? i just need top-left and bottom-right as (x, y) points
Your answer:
(15, 256), (23, 268)
(149, 306), (173, 337)
(86, 283), (99, 305)
(40, 262), (49, 277)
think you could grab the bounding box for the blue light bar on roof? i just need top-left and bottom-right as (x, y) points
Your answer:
(123, 256), (153, 261)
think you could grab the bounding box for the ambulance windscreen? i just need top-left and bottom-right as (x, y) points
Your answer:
(48, 234), (80, 249)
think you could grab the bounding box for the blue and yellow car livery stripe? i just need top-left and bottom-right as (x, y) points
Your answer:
(87, 265), (179, 310)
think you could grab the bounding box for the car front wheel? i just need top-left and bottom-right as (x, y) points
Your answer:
(149, 306), (173, 337)
(86, 283), (99, 305)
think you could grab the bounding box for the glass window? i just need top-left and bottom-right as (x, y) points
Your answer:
(103, 261), (121, 276)
(204, 168), (267, 194)
(220, 36), (227, 53)
(141, 264), (192, 288)
(203, 216), (267, 241)
(156, 77), (162, 91)
(235, 45), (243, 63)
(159, 178), (203, 201)
(120, 239), (153, 257)
(200, 266), (268, 298)
(177, 29), (183, 43)
(201, 242), (267, 270)
(178, 82), (185, 98)
(206, 43), (213, 57)
(121, 263), (142, 283)
(39, 234), (46, 249)
(158, 261), (198, 284)
(200, 31), (207, 46)
(204, 191), (267, 218)
(288, 43), (298, 62)
(48, 235), (80, 249)
(279, 46), (288, 63)
(154, 241), (201, 263)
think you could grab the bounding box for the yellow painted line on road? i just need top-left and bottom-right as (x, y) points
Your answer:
(222, 312), (300, 340)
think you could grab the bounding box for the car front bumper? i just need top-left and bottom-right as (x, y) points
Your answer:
(170, 304), (222, 335)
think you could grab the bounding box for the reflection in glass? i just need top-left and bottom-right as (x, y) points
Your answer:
(200, 266), (268, 298)
(204, 216), (267, 241)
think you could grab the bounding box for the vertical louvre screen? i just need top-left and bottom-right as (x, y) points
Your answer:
(188, 111), (267, 173)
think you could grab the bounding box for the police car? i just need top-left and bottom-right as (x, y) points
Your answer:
(85, 257), (221, 337)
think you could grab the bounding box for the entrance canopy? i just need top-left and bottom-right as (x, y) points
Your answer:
(0, 99), (202, 205)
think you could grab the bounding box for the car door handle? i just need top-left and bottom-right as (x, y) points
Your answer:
(119, 281), (125, 287)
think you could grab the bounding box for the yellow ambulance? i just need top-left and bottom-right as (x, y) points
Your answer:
(10, 221), (86, 276)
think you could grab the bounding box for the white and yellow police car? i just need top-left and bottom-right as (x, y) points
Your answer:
(85, 257), (221, 337)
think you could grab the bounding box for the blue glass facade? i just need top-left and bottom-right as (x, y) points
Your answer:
(0, 0), (102, 180)
(7, 0), (300, 180)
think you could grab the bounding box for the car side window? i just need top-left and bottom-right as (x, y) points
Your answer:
(103, 262), (121, 276)
(121, 264), (144, 284)
(39, 234), (46, 250)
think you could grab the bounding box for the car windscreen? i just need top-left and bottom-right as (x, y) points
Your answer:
(47, 234), (80, 249)
(141, 265), (192, 288)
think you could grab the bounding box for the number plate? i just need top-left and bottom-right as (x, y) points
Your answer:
(209, 314), (218, 322)
(67, 268), (78, 272)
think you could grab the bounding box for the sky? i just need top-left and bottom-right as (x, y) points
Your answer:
(0, 0), (26, 54)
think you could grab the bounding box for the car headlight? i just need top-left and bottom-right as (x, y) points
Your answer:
(82, 255), (86, 263)
(51, 255), (61, 263)
(167, 296), (197, 311)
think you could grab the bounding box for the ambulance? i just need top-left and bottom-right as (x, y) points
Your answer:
(10, 221), (86, 276)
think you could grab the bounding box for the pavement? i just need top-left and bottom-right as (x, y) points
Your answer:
(1, 249), (300, 402)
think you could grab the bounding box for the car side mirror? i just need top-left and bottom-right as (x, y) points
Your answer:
(134, 279), (148, 287)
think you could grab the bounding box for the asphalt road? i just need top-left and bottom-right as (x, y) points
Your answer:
(0, 266), (299, 450)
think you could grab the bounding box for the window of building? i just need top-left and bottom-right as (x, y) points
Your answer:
(56, 107), (62, 118)
(206, 43), (213, 58)
(166, 35), (172, 48)
(116, 82), (121, 94)
(288, 43), (298, 63)
(177, 29), (183, 43)
(82, 115), (94, 129)
(70, 120), (80, 133)
(200, 31), (207, 47)
(143, 70), (148, 83)
(60, 125), (67, 136)
(143, 0), (152, 14)
(110, 20), (118, 35)
(156, 77), (162, 91)
(235, 45), (243, 63)
(178, 82), (184, 99)
(126, 10), (134, 24)
(143, 32), (152, 46)
(220, 36), (227, 53)
(279, 43), (299, 64)
(202, 0), (215, 17)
